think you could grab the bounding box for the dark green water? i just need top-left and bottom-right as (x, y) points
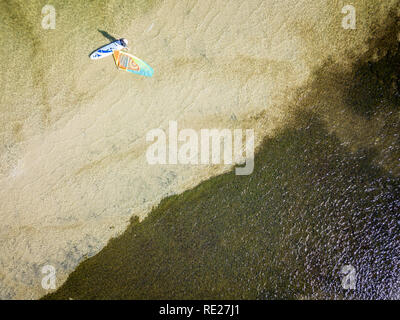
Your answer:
(44, 11), (400, 300)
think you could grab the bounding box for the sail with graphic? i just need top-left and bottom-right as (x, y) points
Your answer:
(113, 50), (154, 77)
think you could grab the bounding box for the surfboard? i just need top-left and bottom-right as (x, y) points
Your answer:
(90, 40), (125, 60)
